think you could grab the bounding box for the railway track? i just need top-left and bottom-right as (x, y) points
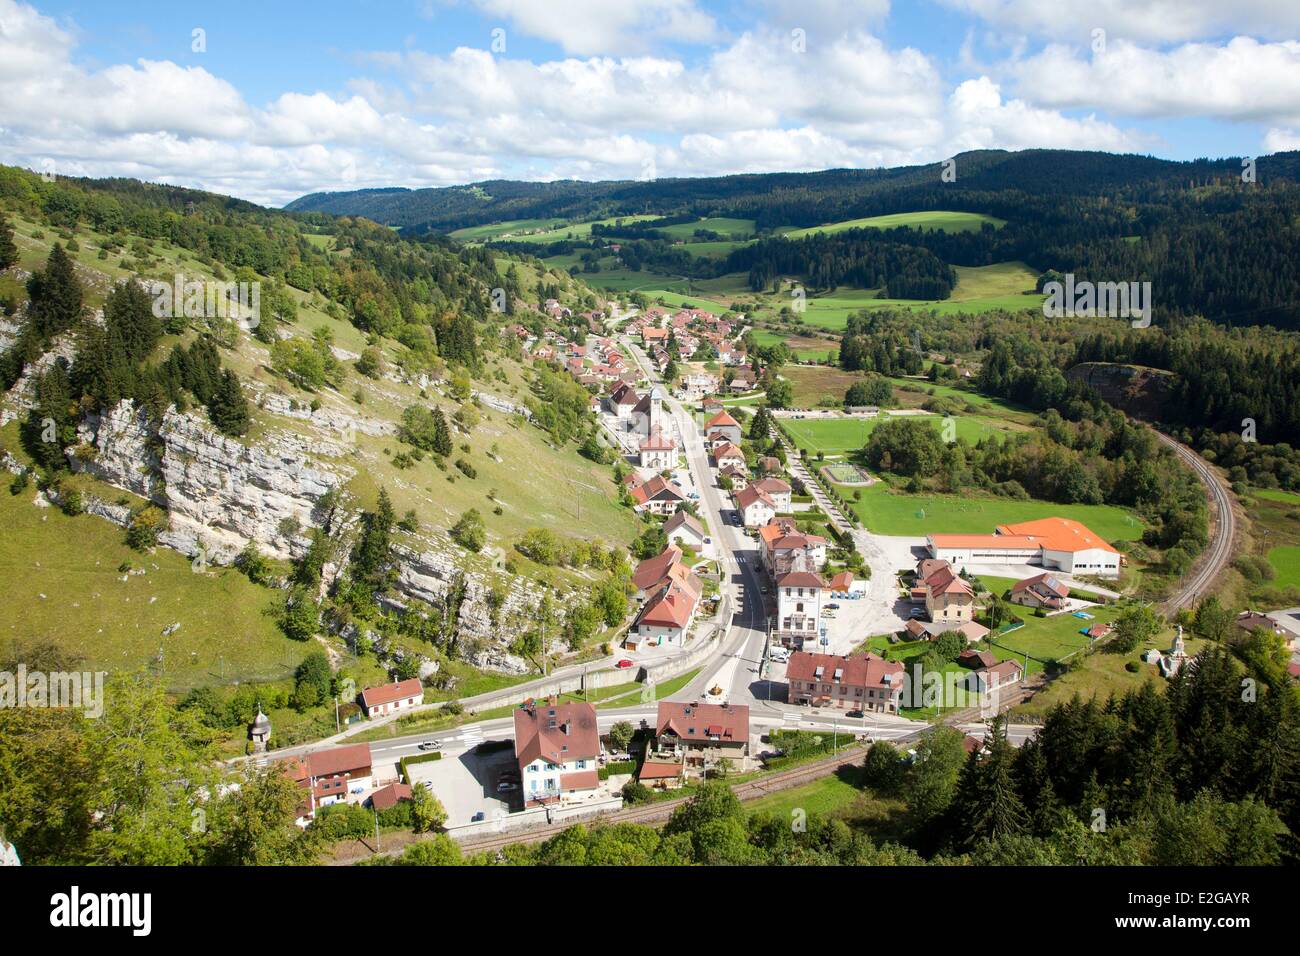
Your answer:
(1152, 430), (1236, 614)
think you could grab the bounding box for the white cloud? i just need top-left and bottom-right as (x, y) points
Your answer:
(1263, 128), (1300, 152)
(1011, 37), (1300, 126)
(945, 76), (1144, 154)
(942, 0), (1300, 45)
(458, 0), (720, 55)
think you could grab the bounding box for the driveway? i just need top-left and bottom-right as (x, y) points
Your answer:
(408, 744), (517, 827)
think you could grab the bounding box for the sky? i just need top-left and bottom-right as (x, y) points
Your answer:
(0, 0), (1298, 207)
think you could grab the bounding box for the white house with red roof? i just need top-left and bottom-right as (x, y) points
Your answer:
(514, 698), (601, 807)
(751, 476), (792, 511)
(664, 510), (707, 551)
(734, 484), (777, 528)
(712, 441), (745, 471)
(651, 701), (750, 775)
(359, 678), (424, 718)
(628, 474), (687, 516)
(281, 743), (375, 826)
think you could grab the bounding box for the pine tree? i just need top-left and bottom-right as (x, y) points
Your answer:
(0, 213), (17, 271)
(26, 243), (84, 341)
(432, 406), (452, 457)
(208, 368), (249, 436)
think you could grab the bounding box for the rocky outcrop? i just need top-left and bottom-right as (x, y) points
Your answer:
(1066, 362), (1177, 421)
(71, 399), (354, 562)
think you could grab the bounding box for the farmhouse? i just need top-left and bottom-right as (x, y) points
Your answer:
(514, 698), (601, 807)
(927, 517), (1122, 579)
(785, 651), (905, 712)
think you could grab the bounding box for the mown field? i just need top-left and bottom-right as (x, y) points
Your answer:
(784, 210), (1006, 238)
(989, 605), (1123, 665)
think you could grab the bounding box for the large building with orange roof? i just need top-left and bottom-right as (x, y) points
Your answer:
(927, 516), (1122, 579)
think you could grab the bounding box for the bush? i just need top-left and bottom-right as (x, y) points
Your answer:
(125, 505), (166, 549)
(621, 781), (652, 804)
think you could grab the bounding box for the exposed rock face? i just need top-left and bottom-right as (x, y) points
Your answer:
(1067, 362), (1177, 421)
(60, 399), (558, 673)
(71, 399), (354, 562)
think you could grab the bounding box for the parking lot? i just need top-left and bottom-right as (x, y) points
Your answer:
(407, 744), (518, 827)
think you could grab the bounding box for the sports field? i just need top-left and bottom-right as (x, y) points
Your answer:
(839, 482), (1145, 541)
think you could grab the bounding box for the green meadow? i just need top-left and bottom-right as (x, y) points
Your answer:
(785, 210), (1006, 238)
(782, 413), (1014, 455)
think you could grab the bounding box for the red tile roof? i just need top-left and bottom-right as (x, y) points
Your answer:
(735, 485), (776, 511)
(785, 651), (904, 691)
(777, 569), (825, 589)
(360, 678), (424, 710)
(1012, 572), (1070, 598)
(995, 517), (1120, 554)
(656, 701), (749, 743)
(369, 782), (413, 811)
(633, 546), (683, 591)
(514, 700), (600, 769)
(705, 410), (740, 429)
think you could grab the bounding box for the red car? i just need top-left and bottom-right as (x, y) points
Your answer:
(616, 658), (634, 669)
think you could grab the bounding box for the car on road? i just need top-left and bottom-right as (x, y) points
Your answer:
(616, 658), (635, 669)
(417, 740), (441, 751)
(703, 537), (712, 545)
(769, 648), (790, 663)
(760, 584), (770, 594)
(846, 709), (865, 718)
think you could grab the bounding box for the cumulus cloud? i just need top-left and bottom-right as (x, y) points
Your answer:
(452, 0), (720, 55)
(1011, 37), (1300, 126)
(945, 76), (1144, 153)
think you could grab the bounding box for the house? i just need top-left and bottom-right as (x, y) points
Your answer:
(632, 546), (699, 600)
(751, 477), (791, 511)
(282, 743), (374, 826)
(607, 381), (640, 418)
(959, 649), (998, 669)
(704, 410), (743, 445)
(639, 426), (677, 469)
(775, 566), (826, 647)
(637, 757), (687, 790)
(719, 464), (749, 490)
(918, 564), (975, 623)
(763, 525), (828, 577)
(827, 570), (866, 596)
(968, 660), (1025, 704)
(360, 678), (424, 718)
(702, 397), (726, 416)
(729, 369), (756, 392)
(664, 510), (707, 550)
(652, 701), (750, 776)
(712, 442), (746, 471)
(368, 782), (413, 812)
(514, 698), (601, 807)
(1235, 610), (1282, 638)
(915, 557), (950, 582)
(629, 581), (699, 648)
(927, 517), (1121, 579)
(628, 475), (687, 515)
(1009, 572), (1071, 611)
(785, 651), (905, 712)
(734, 484), (777, 528)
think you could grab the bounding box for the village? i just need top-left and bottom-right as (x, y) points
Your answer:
(234, 294), (1300, 845)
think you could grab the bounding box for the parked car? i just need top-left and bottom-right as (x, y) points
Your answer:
(470, 811), (485, 822)
(846, 709), (865, 718)
(496, 781), (519, 793)
(910, 607), (926, 618)
(827, 602), (840, 610)
(616, 658), (635, 669)
(417, 740), (441, 751)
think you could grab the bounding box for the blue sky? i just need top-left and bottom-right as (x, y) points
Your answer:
(2, 0), (1297, 205)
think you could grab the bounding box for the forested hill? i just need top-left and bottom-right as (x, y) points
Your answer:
(285, 149), (1300, 233)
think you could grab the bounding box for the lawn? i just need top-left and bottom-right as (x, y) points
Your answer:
(653, 217), (758, 240)
(499, 215), (660, 244)
(785, 210), (1006, 238)
(448, 218), (568, 242)
(1267, 546), (1300, 589)
(782, 413), (1014, 455)
(838, 482), (1146, 541)
(990, 606), (1122, 665)
(0, 488), (300, 691)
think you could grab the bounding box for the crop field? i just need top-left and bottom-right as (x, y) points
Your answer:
(785, 210), (1006, 238)
(838, 482), (1146, 541)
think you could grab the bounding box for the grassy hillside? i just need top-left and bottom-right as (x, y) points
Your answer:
(785, 210), (1005, 238)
